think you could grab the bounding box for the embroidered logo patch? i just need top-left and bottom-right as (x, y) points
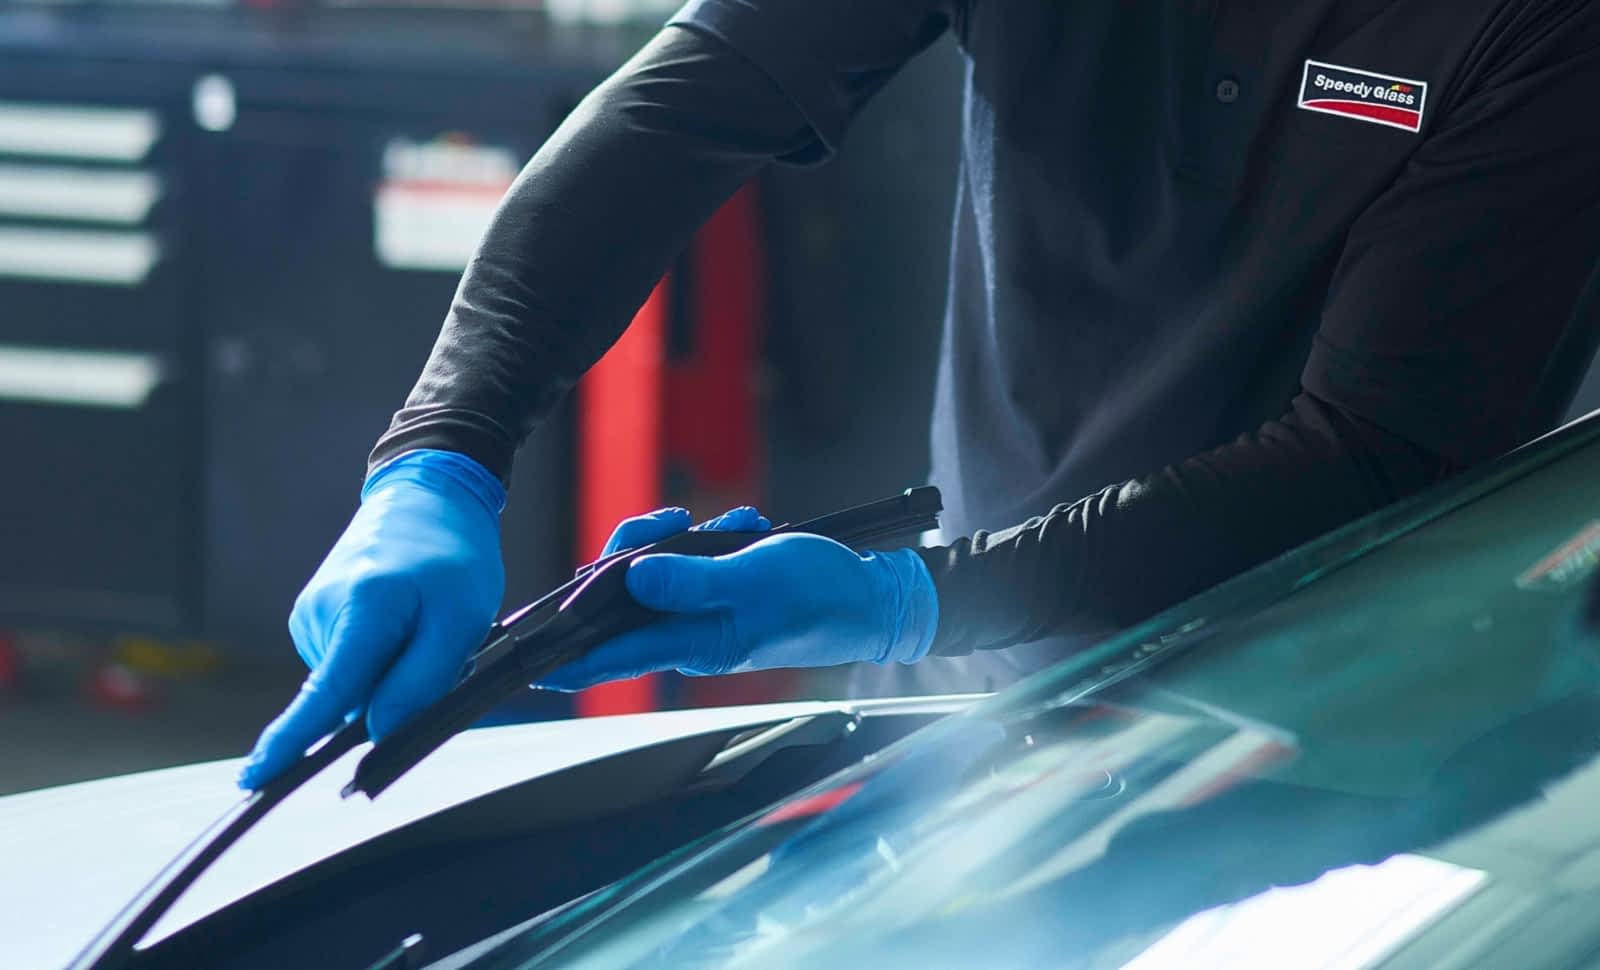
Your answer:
(1299, 60), (1428, 133)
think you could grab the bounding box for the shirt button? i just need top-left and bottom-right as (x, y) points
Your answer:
(1216, 77), (1241, 103)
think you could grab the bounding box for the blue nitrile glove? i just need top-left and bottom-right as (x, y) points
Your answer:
(599, 504), (772, 558)
(238, 449), (506, 790)
(534, 523), (939, 693)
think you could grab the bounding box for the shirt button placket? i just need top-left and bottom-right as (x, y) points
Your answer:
(1179, 0), (1264, 190)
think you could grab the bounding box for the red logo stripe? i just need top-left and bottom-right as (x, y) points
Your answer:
(1302, 98), (1422, 131)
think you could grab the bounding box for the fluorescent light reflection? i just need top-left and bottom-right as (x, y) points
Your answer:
(0, 164), (161, 224)
(0, 102), (159, 161)
(373, 185), (506, 272)
(0, 227), (159, 285)
(1123, 854), (1486, 970)
(0, 345), (165, 409)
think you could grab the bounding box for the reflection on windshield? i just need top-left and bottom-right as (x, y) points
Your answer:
(471, 683), (1600, 970)
(466, 422), (1600, 969)
(1124, 854), (1485, 970)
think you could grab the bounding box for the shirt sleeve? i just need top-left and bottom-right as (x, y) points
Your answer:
(371, 4), (957, 481)
(370, 28), (821, 481)
(917, 392), (1457, 655)
(1303, 2), (1600, 466)
(670, 0), (960, 160)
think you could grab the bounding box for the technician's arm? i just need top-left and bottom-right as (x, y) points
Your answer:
(370, 4), (954, 480)
(920, 392), (1454, 654)
(242, 10), (952, 787)
(367, 26), (819, 479)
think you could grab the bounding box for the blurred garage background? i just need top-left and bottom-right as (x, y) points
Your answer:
(1, 0), (1597, 795)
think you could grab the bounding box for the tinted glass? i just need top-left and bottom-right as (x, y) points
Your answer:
(465, 420), (1600, 969)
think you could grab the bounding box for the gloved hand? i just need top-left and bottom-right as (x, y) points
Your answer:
(598, 504), (772, 558)
(535, 514), (939, 692)
(238, 449), (506, 790)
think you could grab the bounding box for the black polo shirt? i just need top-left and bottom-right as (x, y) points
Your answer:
(675, 0), (1600, 535)
(372, 1), (1600, 694)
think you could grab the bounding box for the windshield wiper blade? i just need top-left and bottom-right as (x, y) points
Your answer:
(66, 722), (370, 970)
(345, 486), (943, 800)
(66, 486), (939, 970)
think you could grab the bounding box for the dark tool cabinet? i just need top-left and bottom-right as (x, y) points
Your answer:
(0, 9), (627, 642)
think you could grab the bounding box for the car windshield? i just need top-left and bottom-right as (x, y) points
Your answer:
(452, 414), (1600, 970)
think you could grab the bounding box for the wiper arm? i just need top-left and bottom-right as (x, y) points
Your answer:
(346, 486), (943, 799)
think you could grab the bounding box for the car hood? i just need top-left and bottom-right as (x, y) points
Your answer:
(0, 701), (860, 970)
